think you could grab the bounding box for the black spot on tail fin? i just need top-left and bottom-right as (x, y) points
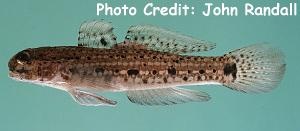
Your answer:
(223, 63), (237, 80)
(223, 44), (286, 93)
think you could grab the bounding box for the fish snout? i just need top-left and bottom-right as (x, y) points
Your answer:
(8, 49), (34, 80)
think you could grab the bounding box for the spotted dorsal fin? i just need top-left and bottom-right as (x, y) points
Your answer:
(124, 25), (216, 54)
(78, 20), (117, 48)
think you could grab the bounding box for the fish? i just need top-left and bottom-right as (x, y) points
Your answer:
(8, 20), (286, 107)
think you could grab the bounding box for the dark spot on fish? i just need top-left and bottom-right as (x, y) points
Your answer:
(104, 75), (113, 82)
(195, 76), (200, 81)
(113, 37), (116, 40)
(66, 57), (72, 60)
(140, 55), (144, 59)
(213, 69), (216, 73)
(134, 37), (138, 41)
(152, 56), (157, 59)
(168, 67), (176, 75)
(163, 77), (168, 83)
(115, 69), (119, 73)
(223, 63), (237, 79)
(127, 69), (139, 76)
(180, 57), (184, 61)
(69, 68), (77, 73)
(100, 38), (108, 46)
(152, 70), (157, 75)
(121, 55), (126, 58)
(61, 73), (69, 80)
(199, 69), (205, 74)
(75, 56), (80, 60)
(240, 54), (244, 58)
(87, 56), (91, 60)
(175, 60), (179, 63)
(182, 76), (188, 81)
(188, 70), (192, 74)
(141, 36), (145, 40)
(95, 67), (104, 74)
(143, 79), (148, 84)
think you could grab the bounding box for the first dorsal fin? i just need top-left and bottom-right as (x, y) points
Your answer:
(78, 20), (117, 48)
(124, 25), (216, 54)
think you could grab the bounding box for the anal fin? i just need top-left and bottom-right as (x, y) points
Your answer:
(69, 89), (117, 107)
(127, 87), (210, 106)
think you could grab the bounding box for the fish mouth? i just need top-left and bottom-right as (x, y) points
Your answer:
(8, 71), (15, 78)
(8, 71), (21, 80)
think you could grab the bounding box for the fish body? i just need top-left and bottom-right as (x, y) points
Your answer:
(8, 21), (286, 106)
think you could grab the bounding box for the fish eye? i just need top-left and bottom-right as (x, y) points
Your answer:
(15, 51), (30, 62)
(16, 67), (28, 73)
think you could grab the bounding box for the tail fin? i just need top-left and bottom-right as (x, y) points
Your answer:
(223, 44), (286, 93)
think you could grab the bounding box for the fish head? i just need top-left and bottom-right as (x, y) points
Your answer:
(8, 49), (38, 81)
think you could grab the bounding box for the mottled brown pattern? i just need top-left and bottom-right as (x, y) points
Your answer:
(15, 43), (236, 88)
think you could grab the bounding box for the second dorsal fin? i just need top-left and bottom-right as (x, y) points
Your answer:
(124, 25), (216, 54)
(78, 20), (117, 48)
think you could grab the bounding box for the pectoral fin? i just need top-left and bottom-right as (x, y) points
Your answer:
(69, 89), (117, 107)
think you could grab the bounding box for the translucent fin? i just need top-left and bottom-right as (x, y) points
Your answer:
(124, 25), (216, 54)
(69, 89), (117, 106)
(78, 20), (117, 48)
(127, 87), (210, 106)
(223, 43), (286, 93)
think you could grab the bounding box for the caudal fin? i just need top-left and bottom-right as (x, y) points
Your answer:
(223, 44), (286, 93)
